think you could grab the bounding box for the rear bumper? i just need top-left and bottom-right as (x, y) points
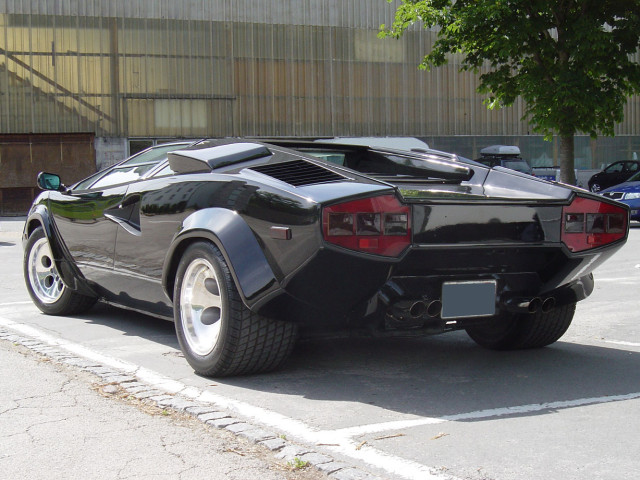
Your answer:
(378, 271), (593, 329)
(271, 240), (618, 323)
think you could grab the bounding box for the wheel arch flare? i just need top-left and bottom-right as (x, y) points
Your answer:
(162, 208), (281, 310)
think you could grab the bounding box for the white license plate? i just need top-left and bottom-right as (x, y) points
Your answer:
(441, 280), (496, 319)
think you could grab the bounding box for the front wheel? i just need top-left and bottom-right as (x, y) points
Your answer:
(24, 227), (96, 315)
(173, 241), (297, 377)
(465, 303), (576, 350)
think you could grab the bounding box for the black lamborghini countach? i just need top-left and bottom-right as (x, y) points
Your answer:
(23, 139), (629, 376)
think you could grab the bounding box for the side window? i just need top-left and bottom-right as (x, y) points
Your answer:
(626, 162), (639, 173)
(73, 143), (190, 190)
(606, 162), (624, 173)
(89, 163), (158, 189)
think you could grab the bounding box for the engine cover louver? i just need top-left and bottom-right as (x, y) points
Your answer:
(249, 160), (348, 187)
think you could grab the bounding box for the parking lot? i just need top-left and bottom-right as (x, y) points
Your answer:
(1, 217), (640, 480)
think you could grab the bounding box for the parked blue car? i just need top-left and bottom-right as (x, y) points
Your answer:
(600, 171), (640, 221)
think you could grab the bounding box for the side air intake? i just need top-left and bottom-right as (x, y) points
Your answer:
(249, 160), (348, 187)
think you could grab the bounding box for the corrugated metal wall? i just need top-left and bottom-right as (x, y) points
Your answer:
(0, 0), (639, 139)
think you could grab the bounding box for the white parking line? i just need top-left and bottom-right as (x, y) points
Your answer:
(3, 315), (640, 480)
(594, 277), (640, 282)
(333, 391), (640, 437)
(603, 340), (640, 347)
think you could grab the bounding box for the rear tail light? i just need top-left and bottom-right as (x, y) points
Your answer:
(322, 195), (411, 257)
(561, 196), (628, 252)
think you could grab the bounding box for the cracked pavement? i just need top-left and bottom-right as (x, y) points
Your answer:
(0, 340), (326, 480)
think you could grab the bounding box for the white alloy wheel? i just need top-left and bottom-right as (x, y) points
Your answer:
(27, 236), (66, 304)
(179, 258), (223, 356)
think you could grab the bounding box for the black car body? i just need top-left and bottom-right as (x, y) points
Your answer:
(23, 139), (629, 376)
(588, 160), (640, 192)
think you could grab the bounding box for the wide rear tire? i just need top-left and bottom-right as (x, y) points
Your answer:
(173, 241), (297, 377)
(24, 227), (96, 315)
(465, 303), (576, 350)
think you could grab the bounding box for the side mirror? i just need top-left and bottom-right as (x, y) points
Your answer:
(37, 172), (63, 191)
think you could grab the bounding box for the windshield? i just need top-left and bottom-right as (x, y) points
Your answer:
(626, 171), (640, 182)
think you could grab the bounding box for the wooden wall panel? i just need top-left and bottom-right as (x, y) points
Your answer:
(0, 133), (95, 214)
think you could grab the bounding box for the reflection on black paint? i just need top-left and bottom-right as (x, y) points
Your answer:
(413, 205), (553, 244)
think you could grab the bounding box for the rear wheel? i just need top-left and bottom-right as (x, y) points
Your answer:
(465, 303), (575, 350)
(24, 227), (96, 315)
(173, 241), (297, 377)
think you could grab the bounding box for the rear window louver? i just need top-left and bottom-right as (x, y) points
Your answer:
(249, 160), (348, 187)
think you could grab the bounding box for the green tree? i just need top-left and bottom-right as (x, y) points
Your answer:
(381, 0), (640, 185)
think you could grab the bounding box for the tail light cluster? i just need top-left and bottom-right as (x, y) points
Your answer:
(561, 196), (628, 252)
(322, 194), (411, 257)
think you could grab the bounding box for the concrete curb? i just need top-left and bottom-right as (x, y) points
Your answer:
(0, 326), (385, 480)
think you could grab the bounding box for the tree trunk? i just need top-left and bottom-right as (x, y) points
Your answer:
(558, 135), (576, 185)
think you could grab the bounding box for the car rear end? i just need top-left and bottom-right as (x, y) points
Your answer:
(308, 169), (628, 334)
(243, 141), (629, 335)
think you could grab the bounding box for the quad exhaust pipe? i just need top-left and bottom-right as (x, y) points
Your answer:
(380, 280), (557, 327)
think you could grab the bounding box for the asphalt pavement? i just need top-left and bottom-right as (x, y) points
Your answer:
(3, 216), (640, 480)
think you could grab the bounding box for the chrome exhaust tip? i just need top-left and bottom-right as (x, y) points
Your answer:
(528, 297), (542, 313)
(409, 301), (426, 318)
(541, 297), (556, 313)
(426, 300), (442, 317)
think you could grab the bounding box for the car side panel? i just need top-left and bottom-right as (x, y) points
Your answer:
(108, 174), (324, 316)
(46, 186), (127, 288)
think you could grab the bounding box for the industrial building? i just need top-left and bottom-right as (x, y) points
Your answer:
(1, 0), (639, 213)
